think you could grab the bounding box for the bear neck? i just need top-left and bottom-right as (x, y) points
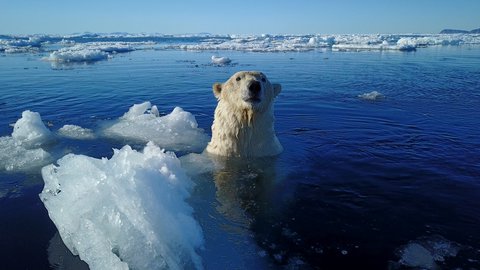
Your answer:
(207, 101), (283, 157)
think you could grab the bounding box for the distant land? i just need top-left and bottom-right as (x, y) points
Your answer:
(440, 28), (480, 34)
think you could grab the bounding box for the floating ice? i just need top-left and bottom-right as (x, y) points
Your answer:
(40, 142), (204, 270)
(2, 33), (480, 55)
(102, 102), (209, 153)
(0, 110), (53, 172)
(396, 38), (417, 51)
(0, 136), (52, 172)
(44, 43), (134, 63)
(211, 55), (231, 65)
(0, 36), (46, 53)
(12, 110), (53, 148)
(358, 91), (383, 101)
(45, 45), (108, 63)
(58, 125), (95, 140)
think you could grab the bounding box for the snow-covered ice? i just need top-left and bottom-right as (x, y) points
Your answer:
(102, 101), (209, 153)
(40, 142), (204, 270)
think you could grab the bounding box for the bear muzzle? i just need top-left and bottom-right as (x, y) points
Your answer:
(243, 80), (262, 103)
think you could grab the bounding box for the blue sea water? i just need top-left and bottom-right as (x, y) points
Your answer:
(1, 41), (480, 269)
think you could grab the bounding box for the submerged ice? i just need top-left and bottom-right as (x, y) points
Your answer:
(40, 142), (204, 270)
(395, 235), (461, 269)
(358, 91), (383, 101)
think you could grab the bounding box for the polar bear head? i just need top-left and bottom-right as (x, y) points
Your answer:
(212, 71), (281, 113)
(207, 71), (283, 157)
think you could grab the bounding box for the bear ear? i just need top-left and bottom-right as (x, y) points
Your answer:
(213, 83), (222, 98)
(273, 83), (282, 97)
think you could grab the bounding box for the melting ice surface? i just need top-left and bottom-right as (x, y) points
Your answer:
(40, 142), (204, 270)
(0, 102), (213, 269)
(0, 102), (208, 173)
(102, 101), (209, 153)
(0, 111), (53, 172)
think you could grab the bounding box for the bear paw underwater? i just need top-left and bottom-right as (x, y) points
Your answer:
(206, 71), (283, 157)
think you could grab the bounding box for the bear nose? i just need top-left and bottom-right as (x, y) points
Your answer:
(248, 81), (261, 94)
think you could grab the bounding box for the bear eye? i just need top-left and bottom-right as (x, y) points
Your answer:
(236, 77), (241, 82)
(261, 77), (266, 82)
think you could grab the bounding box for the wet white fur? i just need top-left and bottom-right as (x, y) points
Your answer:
(206, 71), (282, 157)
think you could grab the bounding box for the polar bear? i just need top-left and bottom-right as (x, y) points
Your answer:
(205, 71), (283, 157)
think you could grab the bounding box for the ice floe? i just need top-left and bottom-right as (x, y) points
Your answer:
(102, 101), (209, 153)
(43, 42), (134, 63)
(0, 111), (53, 172)
(0, 102), (208, 171)
(40, 142), (204, 270)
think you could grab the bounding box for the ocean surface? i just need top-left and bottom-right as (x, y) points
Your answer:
(1, 34), (480, 269)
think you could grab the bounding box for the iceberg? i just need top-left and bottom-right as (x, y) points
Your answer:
(102, 102), (209, 153)
(40, 142), (204, 270)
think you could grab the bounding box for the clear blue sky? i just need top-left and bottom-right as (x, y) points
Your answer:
(1, 0), (479, 35)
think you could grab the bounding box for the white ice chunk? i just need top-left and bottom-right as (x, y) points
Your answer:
(103, 102), (209, 152)
(58, 125), (95, 140)
(211, 55), (232, 65)
(40, 142), (204, 270)
(0, 136), (52, 172)
(12, 110), (53, 148)
(396, 38), (417, 51)
(0, 110), (53, 172)
(44, 42), (135, 63)
(45, 45), (108, 63)
(358, 91), (383, 101)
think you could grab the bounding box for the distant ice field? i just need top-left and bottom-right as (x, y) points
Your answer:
(0, 36), (479, 269)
